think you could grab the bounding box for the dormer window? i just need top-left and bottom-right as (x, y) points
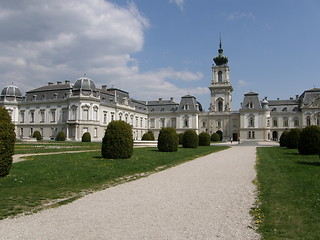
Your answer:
(271, 108), (277, 112)
(32, 95), (37, 101)
(184, 104), (189, 110)
(248, 102), (254, 108)
(282, 107), (287, 112)
(53, 93), (58, 99)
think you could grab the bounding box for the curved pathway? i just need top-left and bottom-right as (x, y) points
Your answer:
(0, 143), (274, 239)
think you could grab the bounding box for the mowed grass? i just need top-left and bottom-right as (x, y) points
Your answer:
(0, 145), (228, 220)
(256, 147), (320, 239)
(14, 141), (101, 154)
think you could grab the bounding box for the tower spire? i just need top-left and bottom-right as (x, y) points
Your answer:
(213, 34), (228, 66)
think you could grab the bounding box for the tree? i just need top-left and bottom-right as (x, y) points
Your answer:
(279, 131), (288, 147)
(82, 132), (91, 142)
(32, 130), (42, 141)
(157, 127), (179, 152)
(286, 128), (301, 149)
(183, 130), (199, 148)
(56, 131), (66, 141)
(298, 125), (320, 155)
(101, 121), (133, 159)
(211, 132), (220, 142)
(199, 132), (211, 146)
(0, 106), (16, 177)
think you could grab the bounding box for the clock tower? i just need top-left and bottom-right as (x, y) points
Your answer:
(209, 40), (233, 112)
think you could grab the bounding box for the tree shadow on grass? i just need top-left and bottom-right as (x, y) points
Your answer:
(297, 161), (320, 167)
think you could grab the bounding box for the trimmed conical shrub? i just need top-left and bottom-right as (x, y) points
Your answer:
(298, 125), (320, 155)
(279, 131), (288, 147)
(211, 132), (220, 142)
(157, 127), (179, 152)
(199, 132), (211, 146)
(101, 121), (133, 159)
(286, 128), (301, 149)
(0, 106), (15, 177)
(32, 130), (42, 141)
(56, 131), (66, 141)
(183, 130), (199, 148)
(142, 131), (155, 141)
(82, 132), (91, 142)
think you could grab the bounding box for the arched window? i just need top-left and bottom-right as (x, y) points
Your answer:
(283, 117), (288, 127)
(218, 101), (223, 112)
(218, 71), (223, 83)
(294, 117), (299, 127)
(248, 116), (255, 127)
(306, 116), (311, 126)
(317, 116), (320, 126)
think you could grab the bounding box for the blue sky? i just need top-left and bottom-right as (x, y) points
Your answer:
(1, 0), (320, 110)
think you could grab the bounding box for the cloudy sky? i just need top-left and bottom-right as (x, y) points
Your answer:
(1, 0), (320, 110)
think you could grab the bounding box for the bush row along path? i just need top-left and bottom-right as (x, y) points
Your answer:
(2, 142), (277, 239)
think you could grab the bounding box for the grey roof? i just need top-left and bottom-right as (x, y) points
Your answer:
(177, 95), (200, 112)
(147, 98), (179, 113)
(27, 83), (72, 93)
(299, 88), (320, 106)
(1, 85), (22, 97)
(241, 92), (261, 110)
(74, 77), (96, 91)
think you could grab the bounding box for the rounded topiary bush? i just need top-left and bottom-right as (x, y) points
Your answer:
(199, 132), (211, 146)
(182, 130), (199, 148)
(101, 120), (133, 159)
(286, 128), (301, 149)
(157, 127), (179, 152)
(211, 132), (220, 142)
(178, 133), (184, 145)
(298, 125), (320, 155)
(142, 131), (155, 141)
(56, 131), (66, 141)
(0, 106), (15, 177)
(32, 130), (42, 141)
(82, 132), (91, 142)
(279, 130), (288, 147)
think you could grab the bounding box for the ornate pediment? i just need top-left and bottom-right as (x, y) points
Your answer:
(307, 96), (320, 108)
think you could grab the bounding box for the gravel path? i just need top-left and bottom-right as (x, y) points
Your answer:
(1, 145), (261, 239)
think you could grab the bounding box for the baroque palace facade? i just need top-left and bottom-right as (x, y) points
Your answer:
(1, 42), (320, 141)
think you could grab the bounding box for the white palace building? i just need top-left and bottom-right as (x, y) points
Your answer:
(1, 42), (320, 141)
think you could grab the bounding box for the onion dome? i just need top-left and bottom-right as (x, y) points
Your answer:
(73, 75), (96, 91)
(213, 39), (228, 66)
(1, 85), (22, 97)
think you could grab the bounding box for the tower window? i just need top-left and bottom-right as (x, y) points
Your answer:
(218, 71), (223, 83)
(218, 101), (223, 112)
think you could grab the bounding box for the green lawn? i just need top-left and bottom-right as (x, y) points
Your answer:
(256, 147), (320, 239)
(0, 145), (228, 220)
(14, 141), (101, 154)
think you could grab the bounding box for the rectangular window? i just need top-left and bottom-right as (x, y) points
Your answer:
(150, 118), (155, 128)
(83, 109), (89, 120)
(135, 117), (138, 127)
(140, 117), (143, 127)
(248, 131), (251, 139)
(160, 118), (165, 128)
(294, 118), (299, 127)
(40, 110), (45, 123)
(20, 128), (24, 137)
(30, 110), (35, 123)
(62, 109), (68, 122)
(171, 118), (177, 128)
(20, 111), (25, 123)
(273, 118), (278, 127)
(103, 112), (107, 124)
(51, 110), (56, 122)
(94, 128), (97, 138)
(252, 131), (255, 139)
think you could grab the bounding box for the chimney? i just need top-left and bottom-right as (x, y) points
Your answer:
(65, 80), (70, 84)
(158, 98), (162, 103)
(296, 95), (299, 100)
(57, 81), (62, 85)
(102, 85), (107, 90)
(277, 98), (280, 100)
(48, 82), (53, 85)
(170, 97), (174, 103)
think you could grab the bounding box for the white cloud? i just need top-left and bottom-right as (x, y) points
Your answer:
(238, 80), (248, 87)
(169, 0), (185, 11)
(0, 0), (205, 103)
(227, 11), (256, 21)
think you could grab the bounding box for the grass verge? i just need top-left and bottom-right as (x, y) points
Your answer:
(256, 147), (320, 239)
(14, 141), (101, 154)
(1, 145), (228, 220)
